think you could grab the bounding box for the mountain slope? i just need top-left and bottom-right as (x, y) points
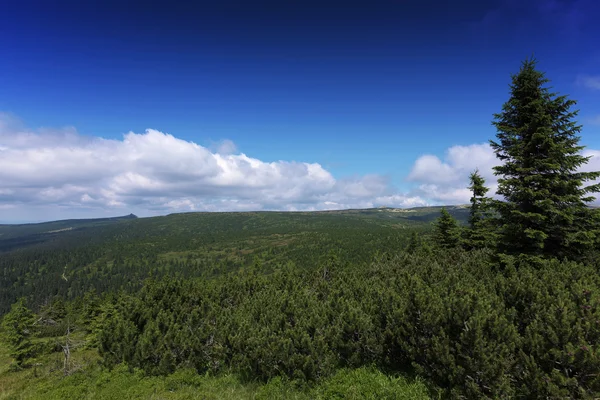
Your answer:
(0, 206), (466, 313)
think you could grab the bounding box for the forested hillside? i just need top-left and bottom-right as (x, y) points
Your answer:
(0, 207), (466, 315)
(2, 60), (600, 399)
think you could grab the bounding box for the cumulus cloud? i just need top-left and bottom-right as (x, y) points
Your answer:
(0, 114), (425, 221)
(207, 139), (238, 155)
(582, 149), (600, 172)
(5, 113), (598, 222)
(408, 143), (500, 185)
(408, 142), (600, 205)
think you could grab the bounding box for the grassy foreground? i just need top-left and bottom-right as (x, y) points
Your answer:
(0, 341), (432, 400)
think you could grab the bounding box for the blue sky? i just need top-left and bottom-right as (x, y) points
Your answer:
(1, 0), (600, 222)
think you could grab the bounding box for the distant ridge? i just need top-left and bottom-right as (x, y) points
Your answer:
(0, 214), (139, 250)
(0, 207), (468, 254)
(0, 213), (138, 227)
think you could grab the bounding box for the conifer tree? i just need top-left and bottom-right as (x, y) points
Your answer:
(465, 170), (497, 250)
(405, 231), (422, 254)
(434, 208), (462, 248)
(2, 298), (35, 367)
(490, 58), (600, 260)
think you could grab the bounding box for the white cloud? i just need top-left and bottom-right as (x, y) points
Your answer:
(408, 143), (500, 189)
(5, 114), (598, 222)
(582, 149), (600, 172)
(407, 155), (458, 184)
(409, 143), (600, 205)
(412, 185), (475, 204)
(215, 139), (237, 155)
(206, 138), (239, 155)
(0, 114), (425, 221)
(577, 75), (600, 90)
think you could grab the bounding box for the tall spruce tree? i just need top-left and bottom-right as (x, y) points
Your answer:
(405, 231), (422, 254)
(490, 58), (600, 260)
(2, 298), (35, 367)
(465, 170), (496, 250)
(434, 208), (462, 248)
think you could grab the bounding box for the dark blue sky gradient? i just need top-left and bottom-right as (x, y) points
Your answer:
(1, 0), (599, 185)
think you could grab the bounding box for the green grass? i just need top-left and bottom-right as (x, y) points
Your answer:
(0, 340), (431, 400)
(0, 330), (431, 399)
(1, 364), (431, 400)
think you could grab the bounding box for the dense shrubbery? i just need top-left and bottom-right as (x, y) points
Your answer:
(90, 248), (600, 398)
(4, 246), (599, 398)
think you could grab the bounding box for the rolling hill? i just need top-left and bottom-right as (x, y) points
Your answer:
(0, 206), (465, 313)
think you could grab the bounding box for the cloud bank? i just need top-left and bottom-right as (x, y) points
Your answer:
(2, 113), (599, 222)
(0, 114), (427, 221)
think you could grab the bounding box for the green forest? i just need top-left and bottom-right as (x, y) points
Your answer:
(2, 59), (600, 399)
